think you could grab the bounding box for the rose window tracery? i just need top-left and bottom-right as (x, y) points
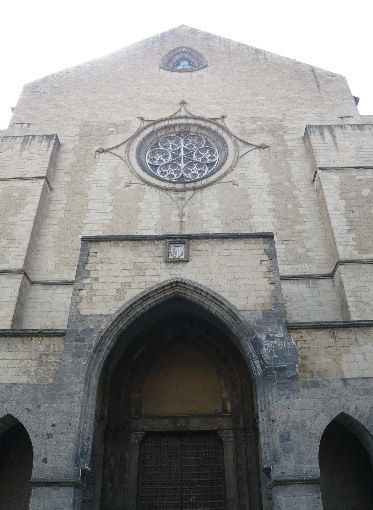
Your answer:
(145, 133), (219, 182)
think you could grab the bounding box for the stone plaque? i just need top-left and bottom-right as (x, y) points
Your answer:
(165, 239), (189, 262)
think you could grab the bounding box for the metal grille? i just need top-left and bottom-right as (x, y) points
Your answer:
(137, 431), (226, 510)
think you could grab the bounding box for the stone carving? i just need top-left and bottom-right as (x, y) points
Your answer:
(165, 240), (189, 262)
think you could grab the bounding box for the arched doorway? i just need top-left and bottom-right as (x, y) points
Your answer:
(0, 415), (33, 510)
(319, 415), (373, 510)
(82, 297), (262, 510)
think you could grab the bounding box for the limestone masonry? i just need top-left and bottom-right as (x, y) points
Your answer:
(0, 26), (372, 510)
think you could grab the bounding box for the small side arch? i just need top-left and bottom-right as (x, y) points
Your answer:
(334, 413), (373, 459)
(0, 414), (33, 510)
(306, 403), (373, 456)
(78, 278), (263, 462)
(319, 412), (373, 510)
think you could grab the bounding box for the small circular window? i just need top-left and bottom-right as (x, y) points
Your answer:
(137, 124), (228, 183)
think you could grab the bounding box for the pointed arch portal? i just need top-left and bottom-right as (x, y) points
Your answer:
(0, 415), (33, 510)
(319, 414), (373, 510)
(81, 281), (263, 510)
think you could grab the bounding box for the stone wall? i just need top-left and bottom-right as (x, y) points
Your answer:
(0, 135), (59, 328)
(293, 326), (373, 379)
(77, 235), (280, 316)
(1, 27), (363, 329)
(0, 274), (24, 329)
(0, 333), (64, 384)
(0, 26), (372, 510)
(281, 278), (343, 322)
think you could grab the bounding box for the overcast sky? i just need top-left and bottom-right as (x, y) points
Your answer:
(1, 0), (372, 130)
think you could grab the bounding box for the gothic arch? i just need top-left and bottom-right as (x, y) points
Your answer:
(78, 279), (265, 509)
(305, 404), (373, 459)
(319, 413), (373, 510)
(333, 412), (373, 459)
(0, 414), (33, 510)
(79, 278), (264, 460)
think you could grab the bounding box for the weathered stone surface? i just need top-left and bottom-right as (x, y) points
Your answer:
(0, 26), (372, 510)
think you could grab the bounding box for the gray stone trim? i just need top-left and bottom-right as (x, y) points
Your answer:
(280, 258), (373, 280)
(0, 268), (32, 284)
(0, 134), (58, 142)
(81, 232), (274, 242)
(313, 167), (373, 183)
(31, 280), (74, 286)
(268, 476), (320, 489)
(30, 478), (84, 489)
(0, 175), (53, 190)
(318, 166), (373, 171)
(333, 259), (373, 275)
(0, 329), (66, 337)
(0, 269), (73, 286)
(306, 123), (373, 130)
(280, 273), (332, 280)
(287, 320), (373, 330)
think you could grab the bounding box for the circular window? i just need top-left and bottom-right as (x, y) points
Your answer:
(146, 132), (219, 182)
(137, 124), (228, 184)
(126, 118), (237, 191)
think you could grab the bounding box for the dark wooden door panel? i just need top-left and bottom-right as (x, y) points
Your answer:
(137, 432), (225, 510)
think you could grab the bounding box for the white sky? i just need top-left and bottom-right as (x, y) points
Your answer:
(1, 0), (372, 130)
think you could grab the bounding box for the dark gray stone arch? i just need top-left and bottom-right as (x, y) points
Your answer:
(0, 414), (33, 510)
(0, 413), (21, 434)
(308, 406), (373, 457)
(77, 277), (265, 465)
(77, 278), (270, 510)
(319, 412), (373, 510)
(333, 412), (373, 460)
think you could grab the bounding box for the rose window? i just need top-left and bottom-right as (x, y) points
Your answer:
(145, 133), (220, 182)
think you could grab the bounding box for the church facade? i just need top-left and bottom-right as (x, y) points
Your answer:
(0, 26), (372, 510)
